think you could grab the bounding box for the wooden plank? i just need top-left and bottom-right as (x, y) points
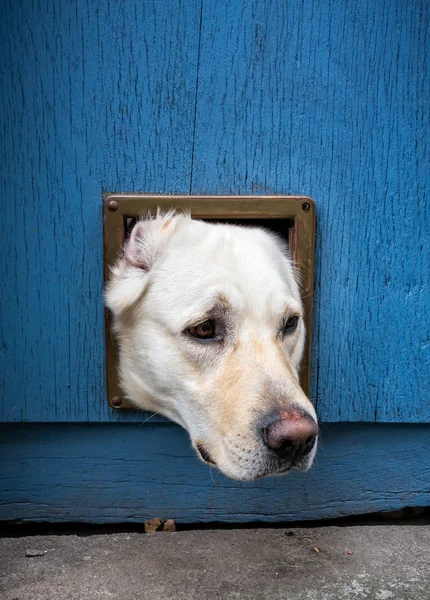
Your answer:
(0, 423), (429, 523)
(0, 0), (203, 422)
(191, 0), (430, 422)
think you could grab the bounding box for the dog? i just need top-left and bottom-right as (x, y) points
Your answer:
(105, 211), (318, 480)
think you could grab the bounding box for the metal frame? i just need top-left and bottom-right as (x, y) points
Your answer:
(103, 195), (316, 409)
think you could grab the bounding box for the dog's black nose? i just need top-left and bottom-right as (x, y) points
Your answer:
(263, 411), (318, 462)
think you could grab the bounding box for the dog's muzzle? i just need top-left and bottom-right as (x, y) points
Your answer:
(196, 407), (318, 479)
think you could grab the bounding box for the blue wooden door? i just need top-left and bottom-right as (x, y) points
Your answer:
(1, 0), (429, 523)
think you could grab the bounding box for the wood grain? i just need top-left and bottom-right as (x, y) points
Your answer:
(0, 0), (202, 422)
(1, 423), (429, 523)
(190, 0), (430, 421)
(0, 0), (428, 422)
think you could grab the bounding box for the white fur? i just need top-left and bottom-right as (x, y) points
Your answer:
(106, 213), (317, 480)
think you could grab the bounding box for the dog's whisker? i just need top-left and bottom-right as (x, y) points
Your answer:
(315, 439), (327, 458)
(137, 411), (162, 429)
(299, 291), (314, 300)
(209, 464), (222, 487)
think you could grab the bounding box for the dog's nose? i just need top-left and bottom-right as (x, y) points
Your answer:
(263, 412), (319, 461)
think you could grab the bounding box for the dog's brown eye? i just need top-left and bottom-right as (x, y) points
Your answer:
(283, 315), (299, 334)
(188, 320), (216, 339)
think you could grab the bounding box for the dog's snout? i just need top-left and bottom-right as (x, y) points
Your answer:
(263, 412), (318, 461)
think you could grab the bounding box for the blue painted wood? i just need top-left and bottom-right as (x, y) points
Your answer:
(190, 0), (430, 422)
(0, 423), (429, 523)
(0, 0), (428, 422)
(0, 0), (202, 423)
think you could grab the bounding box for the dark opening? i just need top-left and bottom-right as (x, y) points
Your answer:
(123, 216), (294, 244)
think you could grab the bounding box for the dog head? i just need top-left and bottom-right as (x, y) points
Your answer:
(105, 212), (318, 480)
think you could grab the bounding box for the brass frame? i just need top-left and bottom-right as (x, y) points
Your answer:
(103, 195), (316, 409)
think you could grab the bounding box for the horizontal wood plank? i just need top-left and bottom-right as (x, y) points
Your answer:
(1, 423), (429, 523)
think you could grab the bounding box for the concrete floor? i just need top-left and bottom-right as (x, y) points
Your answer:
(1, 526), (429, 599)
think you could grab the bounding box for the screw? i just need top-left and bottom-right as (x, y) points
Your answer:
(107, 199), (119, 212)
(111, 396), (122, 407)
(301, 201), (311, 212)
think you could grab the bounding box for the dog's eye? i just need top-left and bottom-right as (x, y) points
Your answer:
(188, 320), (216, 340)
(283, 315), (299, 334)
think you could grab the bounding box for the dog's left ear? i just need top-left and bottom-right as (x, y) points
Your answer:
(105, 213), (182, 316)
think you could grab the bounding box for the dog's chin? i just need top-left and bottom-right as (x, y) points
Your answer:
(194, 447), (316, 481)
(245, 459), (315, 480)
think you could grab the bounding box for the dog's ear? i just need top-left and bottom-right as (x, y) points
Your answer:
(124, 215), (178, 270)
(105, 213), (181, 316)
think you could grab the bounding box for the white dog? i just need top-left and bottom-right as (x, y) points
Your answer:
(105, 211), (318, 480)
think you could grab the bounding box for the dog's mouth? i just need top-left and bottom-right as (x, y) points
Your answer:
(196, 443), (216, 465)
(255, 460), (308, 479)
(195, 434), (316, 479)
(195, 445), (313, 479)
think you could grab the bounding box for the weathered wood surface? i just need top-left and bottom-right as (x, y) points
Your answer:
(0, 0), (428, 422)
(1, 423), (429, 523)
